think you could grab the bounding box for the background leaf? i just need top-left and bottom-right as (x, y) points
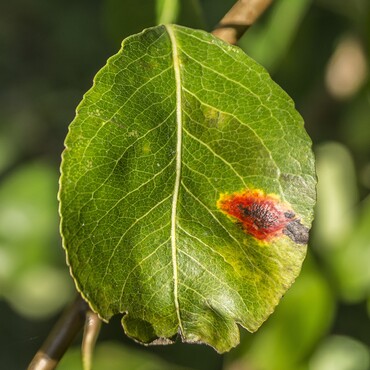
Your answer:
(308, 335), (370, 370)
(0, 161), (74, 318)
(1, 1), (369, 369)
(58, 341), (194, 370)
(314, 143), (370, 303)
(59, 24), (315, 353)
(240, 0), (313, 73)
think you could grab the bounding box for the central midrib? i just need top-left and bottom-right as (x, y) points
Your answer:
(166, 24), (184, 335)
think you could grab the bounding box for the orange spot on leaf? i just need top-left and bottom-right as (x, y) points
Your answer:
(217, 189), (302, 243)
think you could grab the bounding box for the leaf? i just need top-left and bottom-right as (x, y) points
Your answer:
(314, 142), (357, 249)
(239, 0), (312, 72)
(314, 143), (370, 302)
(226, 254), (334, 370)
(59, 24), (316, 353)
(309, 335), (370, 370)
(329, 195), (370, 302)
(59, 341), (195, 370)
(0, 161), (73, 318)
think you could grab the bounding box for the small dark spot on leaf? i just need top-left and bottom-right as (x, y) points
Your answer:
(283, 219), (309, 245)
(284, 211), (295, 219)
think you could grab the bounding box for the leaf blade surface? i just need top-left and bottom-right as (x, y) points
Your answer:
(59, 24), (316, 352)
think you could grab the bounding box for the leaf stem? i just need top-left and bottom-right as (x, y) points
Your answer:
(82, 311), (102, 370)
(28, 295), (90, 370)
(212, 0), (273, 45)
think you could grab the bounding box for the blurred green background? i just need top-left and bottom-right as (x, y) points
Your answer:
(0, 0), (369, 369)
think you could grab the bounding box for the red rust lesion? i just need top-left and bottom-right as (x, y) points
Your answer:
(217, 189), (296, 242)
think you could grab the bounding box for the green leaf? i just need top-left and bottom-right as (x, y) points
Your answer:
(59, 24), (316, 352)
(313, 142), (357, 249)
(314, 142), (370, 302)
(240, 0), (312, 72)
(226, 253), (334, 370)
(59, 341), (194, 370)
(309, 335), (370, 370)
(0, 161), (73, 318)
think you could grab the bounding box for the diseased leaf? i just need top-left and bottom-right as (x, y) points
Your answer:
(59, 24), (316, 353)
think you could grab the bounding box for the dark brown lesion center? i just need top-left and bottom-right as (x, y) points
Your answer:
(239, 203), (280, 229)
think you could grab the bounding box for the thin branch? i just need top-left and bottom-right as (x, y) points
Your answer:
(212, 0), (273, 45)
(28, 295), (90, 370)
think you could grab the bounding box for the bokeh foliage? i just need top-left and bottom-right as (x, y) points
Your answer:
(0, 0), (369, 369)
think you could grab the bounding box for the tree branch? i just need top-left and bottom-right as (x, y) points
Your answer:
(212, 0), (273, 44)
(28, 295), (90, 370)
